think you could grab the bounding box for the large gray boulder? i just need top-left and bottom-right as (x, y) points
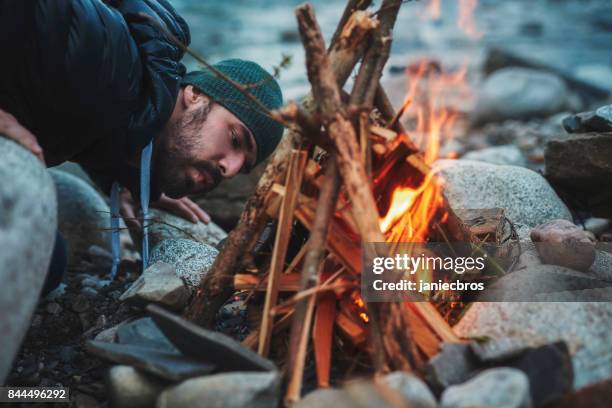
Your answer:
(434, 159), (572, 239)
(473, 67), (571, 124)
(48, 169), (112, 267)
(454, 302), (612, 389)
(0, 138), (57, 383)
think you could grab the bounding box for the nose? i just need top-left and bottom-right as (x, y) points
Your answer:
(218, 151), (245, 178)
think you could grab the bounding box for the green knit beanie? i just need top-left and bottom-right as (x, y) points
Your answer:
(181, 59), (284, 165)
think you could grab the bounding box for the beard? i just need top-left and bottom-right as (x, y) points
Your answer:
(153, 105), (222, 198)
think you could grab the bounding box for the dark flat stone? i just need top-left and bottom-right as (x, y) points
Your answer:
(116, 317), (177, 353)
(507, 341), (574, 407)
(86, 340), (214, 382)
(147, 304), (276, 372)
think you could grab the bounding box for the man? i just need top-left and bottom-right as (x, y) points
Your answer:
(0, 0), (284, 291)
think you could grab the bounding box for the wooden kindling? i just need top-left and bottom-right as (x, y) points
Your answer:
(258, 149), (308, 357)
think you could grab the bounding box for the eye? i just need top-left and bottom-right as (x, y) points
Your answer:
(231, 130), (240, 149)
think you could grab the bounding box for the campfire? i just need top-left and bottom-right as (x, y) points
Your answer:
(184, 0), (485, 403)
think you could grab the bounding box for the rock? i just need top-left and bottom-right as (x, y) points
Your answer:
(462, 145), (527, 167)
(0, 139), (57, 383)
(473, 67), (570, 125)
(479, 265), (612, 301)
(343, 380), (414, 408)
(116, 317), (177, 353)
(534, 287), (612, 302)
(148, 208), (227, 250)
(149, 239), (219, 288)
(441, 368), (532, 408)
(86, 340), (214, 382)
(574, 65), (612, 92)
(71, 294), (91, 313)
(94, 322), (124, 343)
(562, 106), (612, 134)
(74, 393), (98, 408)
(434, 159), (572, 237)
(107, 365), (168, 408)
(119, 262), (189, 310)
(506, 342), (573, 407)
(59, 346), (77, 364)
(531, 219), (596, 271)
(545, 132), (612, 185)
(425, 342), (478, 394)
(85, 244), (113, 269)
(46, 302), (63, 315)
(80, 287), (98, 299)
(470, 338), (531, 363)
(148, 304), (276, 372)
(378, 371), (437, 408)
(48, 169), (111, 267)
(584, 217), (610, 235)
(50, 161), (95, 186)
(590, 250), (612, 282)
(156, 371), (281, 408)
(454, 302), (612, 388)
(294, 389), (354, 408)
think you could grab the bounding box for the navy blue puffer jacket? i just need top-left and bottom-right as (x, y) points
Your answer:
(0, 0), (190, 187)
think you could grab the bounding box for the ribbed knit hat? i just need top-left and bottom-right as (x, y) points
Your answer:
(181, 59), (284, 165)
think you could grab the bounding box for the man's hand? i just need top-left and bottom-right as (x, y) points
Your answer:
(152, 194), (211, 224)
(119, 189), (210, 232)
(0, 109), (45, 163)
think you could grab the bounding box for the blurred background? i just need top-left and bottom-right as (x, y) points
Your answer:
(177, 0), (612, 230)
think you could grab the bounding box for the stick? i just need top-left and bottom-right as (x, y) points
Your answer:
(313, 292), (336, 387)
(285, 159), (341, 404)
(258, 150), (308, 357)
(350, 0), (402, 110)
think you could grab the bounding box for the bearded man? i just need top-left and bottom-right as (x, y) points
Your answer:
(0, 0), (284, 294)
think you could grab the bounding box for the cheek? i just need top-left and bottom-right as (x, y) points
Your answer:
(195, 120), (230, 160)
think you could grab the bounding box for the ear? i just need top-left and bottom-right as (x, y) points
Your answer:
(182, 85), (210, 109)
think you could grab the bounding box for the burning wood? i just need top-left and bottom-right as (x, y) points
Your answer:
(184, 0), (477, 403)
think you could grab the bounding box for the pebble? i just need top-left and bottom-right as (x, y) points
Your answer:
(71, 294), (90, 313)
(531, 219), (596, 271)
(46, 302), (63, 315)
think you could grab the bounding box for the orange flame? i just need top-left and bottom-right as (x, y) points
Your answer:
(458, 0), (483, 39)
(421, 0), (483, 40)
(378, 60), (469, 243)
(422, 0), (441, 20)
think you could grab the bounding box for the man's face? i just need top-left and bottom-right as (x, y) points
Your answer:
(154, 88), (257, 198)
